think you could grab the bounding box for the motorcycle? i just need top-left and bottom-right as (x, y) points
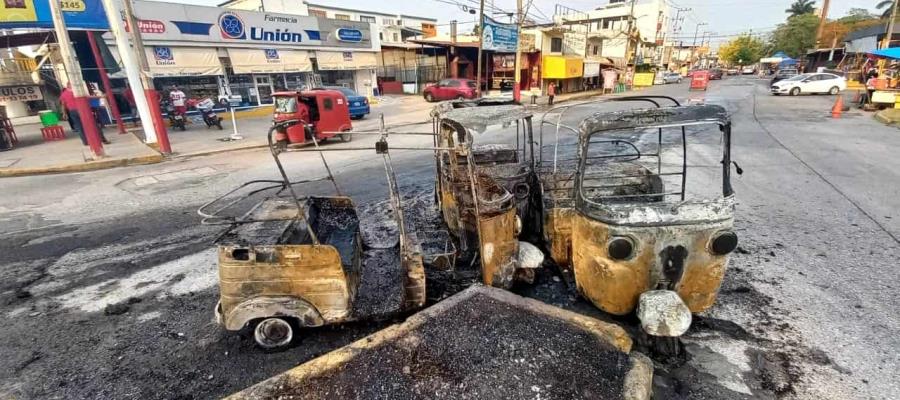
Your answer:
(193, 98), (223, 130)
(163, 99), (187, 131)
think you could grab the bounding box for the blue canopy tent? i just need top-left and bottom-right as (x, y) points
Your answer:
(779, 57), (798, 68)
(869, 47), (900, 59)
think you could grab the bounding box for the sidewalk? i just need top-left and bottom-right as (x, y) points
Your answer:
(0, 123), (163, 178)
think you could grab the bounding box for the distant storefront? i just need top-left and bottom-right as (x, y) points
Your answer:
(105, 0), (380, 106)
(542, 55), (583, 93)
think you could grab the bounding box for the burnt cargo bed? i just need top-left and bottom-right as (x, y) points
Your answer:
(227, 286), (653, 400)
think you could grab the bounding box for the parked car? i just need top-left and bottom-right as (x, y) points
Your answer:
(741, 66), (756, 75)
(726, 67), (739, 75)
(709, 69), (724, 80)
(326, 86), (369, 119)
(662, 72), (683, 84)
(770, 73), (847, 96)
(424, 79), (478, 102)
(770, 68), (799, 85)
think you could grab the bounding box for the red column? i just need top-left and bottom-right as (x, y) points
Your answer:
(86, 31), (126, 135)
(145, 89), (171, 153)
(74, 96), (105, 157)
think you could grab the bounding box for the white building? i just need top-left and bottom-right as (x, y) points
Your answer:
(555, 0), (670, 66)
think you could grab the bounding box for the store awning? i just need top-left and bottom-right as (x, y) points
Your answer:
(316, 51), (378, 70)
(869, 47), (900, 59)
(110, 46), (223, 77)
(227, 48), (312, 74)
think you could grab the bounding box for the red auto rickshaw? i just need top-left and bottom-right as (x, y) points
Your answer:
(273, 89), (353, 144)
(690, 70), (709, 91)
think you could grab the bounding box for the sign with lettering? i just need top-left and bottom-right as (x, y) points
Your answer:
(0, 0), (108, 29)
(0, 85), (43, 103)
(481, 15), (518, 53)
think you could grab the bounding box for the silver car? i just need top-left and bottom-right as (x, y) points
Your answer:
(662, 72), (683, 84)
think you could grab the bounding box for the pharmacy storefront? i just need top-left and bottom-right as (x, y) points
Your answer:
(107, 1), (379, 106)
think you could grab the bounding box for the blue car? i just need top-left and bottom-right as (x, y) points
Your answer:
(327, 86), (369, 119)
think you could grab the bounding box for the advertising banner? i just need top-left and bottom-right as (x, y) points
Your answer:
(481, 15), (517, 53)
(117, 1), (375, 50)
(0, 0), (108, 30)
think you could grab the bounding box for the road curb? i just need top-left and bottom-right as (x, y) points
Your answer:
(171, 143), (270, 159)
(0, 153), (164, 178)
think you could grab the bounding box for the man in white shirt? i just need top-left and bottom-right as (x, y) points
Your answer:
(169, 85), (187, 115)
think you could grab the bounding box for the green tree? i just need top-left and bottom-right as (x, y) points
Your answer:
(839, 8), (876, 23)
(877, 0), (894, 19)
(786, 0), (816, 16)
(770, 13), (820, 58)
(718, 35), (766, 65)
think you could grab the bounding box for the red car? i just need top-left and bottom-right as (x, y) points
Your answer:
(423, 78), (478, 102)
(709, 69), (724, 80)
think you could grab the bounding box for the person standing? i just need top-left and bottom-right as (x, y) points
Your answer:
(548, 81), (557, 106)
(59, 86), (86, 145)
(169, 85), (187, 116)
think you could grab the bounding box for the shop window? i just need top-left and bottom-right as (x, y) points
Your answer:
(335, 14), (350, 20)
(379, 32), (384, 41)
(392, 33), (399, 42)
(382, 17), (395, 25)
(550, 37), (562, 53)
(360, 15), (376, 23)
(323, 98), (333, 110)
(309, 9), (326, 18)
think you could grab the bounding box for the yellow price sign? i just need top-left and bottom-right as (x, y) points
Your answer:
(61, 0), (86, 12)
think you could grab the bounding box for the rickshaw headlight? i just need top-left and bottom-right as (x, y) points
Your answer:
(608, 237), (634, 260)
(710, 231), (738, 255)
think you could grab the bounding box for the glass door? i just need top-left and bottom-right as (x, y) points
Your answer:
(254, 75), (274, 105)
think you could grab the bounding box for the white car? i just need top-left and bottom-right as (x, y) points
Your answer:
(770, 73), (847, 96)
(662, 72), (683, 84)
(741, 66), (756, 75)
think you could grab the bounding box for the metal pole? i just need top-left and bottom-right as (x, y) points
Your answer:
(86, 31), (126, 135)
(815, 0), (830, 48)
(100, 0), (166, 152)
(48, 0), (105, 158)
(475, 0), (485, 97)
(691, 22), (707, 67)
(121, 0), (171, 153)
(883, 0), (899, 49)
(513, 0), (523, 102)
(623, 0), (637, 66)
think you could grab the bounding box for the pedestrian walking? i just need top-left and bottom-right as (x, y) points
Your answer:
(59, 85), (109, 145)
(169, 85), (187, 116)
(548, 81), (556, 106)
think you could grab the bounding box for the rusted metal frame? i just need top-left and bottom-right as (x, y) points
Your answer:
(582, 171), (685, 180)
(590, 191), (684, 200)
(681, 126), (688, 201)
(306, 127), (343, 197)
(198, 179), (324, 225)
(722, 122), (733, 197)
(381, 151), (408, 249)
(267, 121), (320, 245)
(526, 116), (536, 171)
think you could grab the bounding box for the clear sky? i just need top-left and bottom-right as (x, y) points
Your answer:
(185, 0), (885, 48)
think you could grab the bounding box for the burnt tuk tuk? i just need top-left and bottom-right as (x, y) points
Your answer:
(432, 99), (543, 289)
(571, 104), (738, 339)
(198, 119), (438, 350)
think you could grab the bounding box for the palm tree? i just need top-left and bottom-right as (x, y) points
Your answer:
(785, 0), (816, 16)
(877, 0), (895, 19)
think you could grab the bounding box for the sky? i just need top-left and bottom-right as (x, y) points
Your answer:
(184, 0), (885, 48)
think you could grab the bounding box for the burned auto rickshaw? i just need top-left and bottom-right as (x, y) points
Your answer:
(198, 119), (433, 349)
(537, 96), (684, 271)
(571, 104), (738, 339)
(432, 99), (543, 289)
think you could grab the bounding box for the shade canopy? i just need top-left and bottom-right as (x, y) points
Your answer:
(315, 51), (377, 70)
(227, 48), (312, 74)
(869, 47), (900, 59)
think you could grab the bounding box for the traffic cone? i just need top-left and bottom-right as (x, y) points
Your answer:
(831, 95), (843, 118)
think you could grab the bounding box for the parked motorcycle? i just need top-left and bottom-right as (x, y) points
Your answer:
(163, 99), (187, 131)
(194, 98), (223, 130)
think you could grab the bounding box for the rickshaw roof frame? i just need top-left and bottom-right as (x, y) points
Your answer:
(577, 104), (729, 139)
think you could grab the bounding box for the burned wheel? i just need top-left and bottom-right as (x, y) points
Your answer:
(253, 318), (294, 349)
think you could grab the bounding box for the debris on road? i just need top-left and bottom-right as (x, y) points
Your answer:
(226, 285), (653, 400)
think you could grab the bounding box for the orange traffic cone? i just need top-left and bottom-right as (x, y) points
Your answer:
(832, 95), (843, 118)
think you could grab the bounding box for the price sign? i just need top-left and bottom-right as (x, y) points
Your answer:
(61, 0), (86, 12)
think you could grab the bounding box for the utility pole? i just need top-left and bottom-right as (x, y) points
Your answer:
(815, 0), (830, 48)
(691, 22), (707, 68)
(513, 0), (523, 102)
(475, 0), (485, 97)
(450, 20), (458, 78)
(883, 0), (899, 49)
(622, 0), (637, 67)
(49, 0), (105, 158)
(121, 0), (171, 153)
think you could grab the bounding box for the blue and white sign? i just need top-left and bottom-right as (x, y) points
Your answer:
(481, 16), (518, 53)
(336, 28), (363, 43)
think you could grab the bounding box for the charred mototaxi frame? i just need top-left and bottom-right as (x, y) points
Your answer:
(198, 119), (435, 349)
(572, 103), (737, 337)
(432, 99), (543, 289)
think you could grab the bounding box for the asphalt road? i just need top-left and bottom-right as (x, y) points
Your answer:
(1, 77), (897, 399)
